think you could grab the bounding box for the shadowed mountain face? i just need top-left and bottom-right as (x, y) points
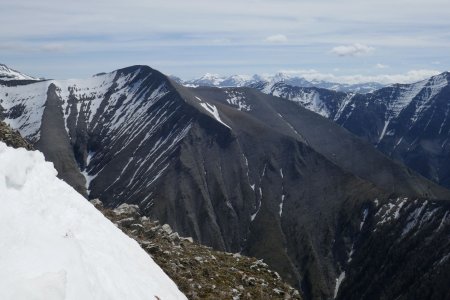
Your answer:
(336, 197), (450, 300)
(255, 73), (450, 190)
(1, 65), (450, 300)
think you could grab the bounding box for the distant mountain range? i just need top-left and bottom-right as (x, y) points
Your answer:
(0, 64), (37, 81)
(1, 64), (450, 300)
(240, 72), (450, 190)
(173, 72), (385, 93)
(176, 71), (450, 190)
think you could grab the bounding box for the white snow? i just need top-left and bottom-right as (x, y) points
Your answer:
(193, 73), (225, 86)
(279, 169), (285, 216)
(333, 271), (346, 299)
(0, 81), (51, 141)
(437, 211), (449, 232)
(410, 73), (449, 123)
(81, 152), (97, 195)
(271, 87), (330, 118)
(0, 64), (37, 81)
(374, 198), (379, 207)
(224, 90), (251, 111)
(360, 208), (369, 230)
(251, 202), (261, 221)
(251, 188), (262, 222)
(184, 72), (384, 92)
(375, 73), (447, 141)
(0, 142), (186, 300)
(376, 197), (408, 225)
(347, 244), (355, 263)
(195, 96), (231, 129)
(242, 153), (255, 191)
(279, 195), (285, 217)
(184, 73), (258, 88)
(56, 72), (118, 126)
(378, 120), (390, 143)
(389, 81), (427, 119)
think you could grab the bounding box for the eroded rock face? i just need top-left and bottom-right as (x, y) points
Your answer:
(0, 121), (33, 150)
(92, 200), (302, 300)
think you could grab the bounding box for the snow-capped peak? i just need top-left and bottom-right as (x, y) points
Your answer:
(427, 71), (449, 87)
(271, 72), (291, 82)
(182, 72), (385, 93)
(0, 64), (37, 81)
(200, 73), (223, 80)
(195, 73), (225, 86)
(221, 74), (256, 87)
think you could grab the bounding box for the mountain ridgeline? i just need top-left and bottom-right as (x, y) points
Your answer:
(176, 72), (384, 93)
(1, 65), (450, 300)
(254, 72), (450, 190)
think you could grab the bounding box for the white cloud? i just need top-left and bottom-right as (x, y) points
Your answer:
(264, 34), (288, 43)
(375, 63), (389, 69)
(278, 69), (441, 85)
(331, 43), (375, 57)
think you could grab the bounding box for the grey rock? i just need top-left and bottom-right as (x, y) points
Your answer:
(161, 224), (173, 235)
(113, 203), (140, 218)
(89, 198), (103, 208)
(116, 217), (136, 228)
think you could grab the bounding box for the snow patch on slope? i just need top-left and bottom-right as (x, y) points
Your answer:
(0, 142), (186, 300)
(410, 72), (449, 123)
(225, 90), (251, 111)
(57, 72), (117, 127)
(195, 96), (231, 129)
(333, 271), (346, 299)
(0, 81), (51, 141)
(375, 197), (408, 226)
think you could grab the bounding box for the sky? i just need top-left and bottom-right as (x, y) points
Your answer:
(1, 0), (449, 83)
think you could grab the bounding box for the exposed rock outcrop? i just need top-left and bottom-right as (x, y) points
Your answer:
(0, 121), (33, 150)
(92, 200), (302, 300)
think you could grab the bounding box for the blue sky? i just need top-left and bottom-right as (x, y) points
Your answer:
(1, 0), (449, 83)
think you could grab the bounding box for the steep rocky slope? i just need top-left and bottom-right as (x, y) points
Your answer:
(336, 73), (450, 189)
(1, 65), (449, 299)
(337, 197), (450, 300)
(254, 72), (450, 190)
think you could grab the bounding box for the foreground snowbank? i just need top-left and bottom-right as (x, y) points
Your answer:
(0, 142), (185, 300)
